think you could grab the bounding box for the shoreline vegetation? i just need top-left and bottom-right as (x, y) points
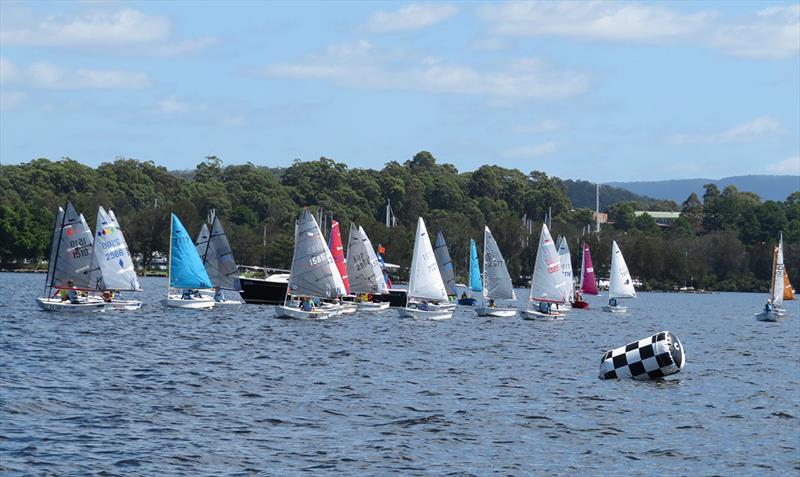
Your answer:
(2, 153), (797, 293)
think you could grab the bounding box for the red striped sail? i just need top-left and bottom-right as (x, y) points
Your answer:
(329, 220), (350, 295)
(580, 242), (599, 295)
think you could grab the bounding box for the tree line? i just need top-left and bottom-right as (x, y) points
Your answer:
(1, 152), (797, 292)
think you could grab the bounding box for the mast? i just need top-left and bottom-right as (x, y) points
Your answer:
(167, 213), (173, 296)
(769, 242), (778, 304)
(44, 203), (67, 297)
(595, 183), (600, 233)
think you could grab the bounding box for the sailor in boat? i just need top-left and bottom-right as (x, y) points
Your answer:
(764, 302), (773, 313)
(488, 298), (496, 308)
(609, 298), (618, 307)
(214, 287), (225, 303)
(299, 297), (316, 311)
(102, 290), (113, 303)
(57, 280), (81, 304)
(416, 300), (430, 311)
(538, 301), (552, 314)
(575, 290), (583, 302)
(461, 291), (468, 300)
(181, 289), (195, 300)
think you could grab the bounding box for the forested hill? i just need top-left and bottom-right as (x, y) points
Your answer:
(609, 175), (799, 203)
(561, 179), (678, 211)
(2, 152), (798, 292)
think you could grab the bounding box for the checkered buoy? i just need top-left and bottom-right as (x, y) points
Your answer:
(599, 331), (685, 380)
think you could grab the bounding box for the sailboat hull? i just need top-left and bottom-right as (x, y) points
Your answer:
(601, 304), (627, 313)
(274, 305), (332, 320)
(521, 308), (565, 321)
(356, 301), (390, 312)
(398, 307), (453, 320)
(163, 295), (215, 309)
(36, 297), (106, 312)
(755, 311), (781, 322)
(475, 307), (517, 317)
(571, 300), (589, 309)
(104, 299), (142, 311)
(457, 297), (477, 306)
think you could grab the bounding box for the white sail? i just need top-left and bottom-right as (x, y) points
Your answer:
(433, 231), (458, 296)
(287, 209), (346, 299)
(196, 217), (240, 290)
(483, 226), (516, 300)
(49, 202), (95, 290)
(89, 206), (141, 291)
(407, 217), (449, 302)
(529, 223), (569, 303)
(346, 223), (388, 294)
(771, 234), (785, 307)
(557, 236), (574, 301)
(609, 240), (636, 299)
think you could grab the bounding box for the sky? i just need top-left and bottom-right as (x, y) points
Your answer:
(1, 1), (798, 182)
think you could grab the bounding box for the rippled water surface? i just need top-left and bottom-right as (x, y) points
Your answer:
(2, 272), (799, 475)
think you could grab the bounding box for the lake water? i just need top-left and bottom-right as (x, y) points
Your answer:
(2, 272), (799, 475)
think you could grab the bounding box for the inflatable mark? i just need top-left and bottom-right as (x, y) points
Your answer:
(599, 331), (685, 380)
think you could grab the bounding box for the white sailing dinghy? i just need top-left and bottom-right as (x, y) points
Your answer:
(756, 233), (785, 322)
(195, 214), (243, 305)
(37, 202), (106, 312)
(554, 236), (574, 313)
(475, 226), (517, 317)
(274, 209), (346, 320)
(164, 214), (215, 309)
(87, 206), (142, 310)
(522, 224), (569, 320)
(346, 223), (390, 311)
(398, 217), (453, 320)
(602, 240), (637, 313)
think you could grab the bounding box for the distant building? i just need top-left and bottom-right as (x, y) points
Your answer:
(634, 211), (681, 227)
(592, 212), (609, 224)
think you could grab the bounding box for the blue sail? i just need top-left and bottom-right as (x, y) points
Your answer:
(170, 214), (213, 289)
(469, 239), (482, 292)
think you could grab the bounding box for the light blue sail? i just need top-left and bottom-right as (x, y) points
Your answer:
(469, 239), (482, 292)
(170, 214), (213, 289)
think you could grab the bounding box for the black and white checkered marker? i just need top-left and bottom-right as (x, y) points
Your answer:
(599, 331), (685, 380)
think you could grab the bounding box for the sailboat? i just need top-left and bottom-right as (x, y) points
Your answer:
(398, 217), (453, 320)
(164, 214), (215, 309)
(756, 234), (786, 322)
(88, 206), (142, 310)
(458, 239), (481, 306)
(195, 213), (243, 305)
(555, 236), (574, 312)
(325, 220), (356, 314)
(475, 226), (517, 317)
(572, 242), (597, 308)
(37, 202), (106, 312)
(433, 231), (458, 300)
(602, 241), (636, 313)
(522, 223), (569, 320)
(346, 223), (390, 311)
(274, 209), (346, 320)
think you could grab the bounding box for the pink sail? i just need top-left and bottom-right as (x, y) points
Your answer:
(329, 220), (350, 295)
(580, 242), (599, 295)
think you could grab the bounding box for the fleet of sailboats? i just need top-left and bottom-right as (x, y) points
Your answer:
(602, 241), (636, 313)
(34, 202), (793, 323)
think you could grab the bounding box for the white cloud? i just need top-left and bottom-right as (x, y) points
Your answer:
(1, 8), (169, 46)
(158, 95), (209, 114)
(767, 155), (800, 175)
(480, 1), (712, 41)
(258, 42), (588, 101)
(670, 117), (783, 144)
(711, 5), (800, 59)
(513, 119), (560, 133)
(504, 141), (559, 159)
(0, 59), (149, 89)
(364, 4), (459, 32)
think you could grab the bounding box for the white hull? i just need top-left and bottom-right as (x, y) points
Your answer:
(602, 305), (627, 313)
(427, 302), (456, 311)
(755, 311), (781, 322)
(274, 305), (331, 320)
(398, 307), (453, 320)
(104, 299), (142, 311)
(356, 301), (390, 311)
(163, 295), (215, 309)
(521, 308), (565, 321)
(475, 306), (517, 317)
(196, 290), (242, 305)
(36, 297), (106, 312)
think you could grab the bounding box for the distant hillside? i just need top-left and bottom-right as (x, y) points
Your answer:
(609, 175), (799, 204)
(562, 179), (677, 211)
